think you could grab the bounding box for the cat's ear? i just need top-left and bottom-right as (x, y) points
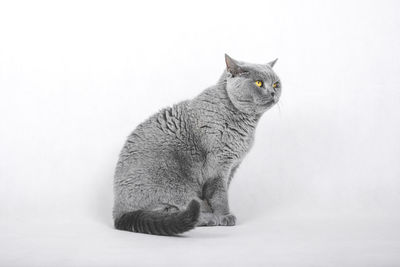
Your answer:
(268, 58), (278, 68)
(225, 54), (244, 76)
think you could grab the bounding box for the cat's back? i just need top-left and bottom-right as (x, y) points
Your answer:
(115, 100), (201, 174)
(129, 99), (193, 148)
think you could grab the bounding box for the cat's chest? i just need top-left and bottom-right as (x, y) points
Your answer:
(198, 126), (254, 182)
(220, 126), (254, 159)
(204, 121), (255, 163)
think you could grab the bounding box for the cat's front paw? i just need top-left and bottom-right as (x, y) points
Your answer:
(197, 213), (218, 226)
(218, 214), (236, 226)
(196, 213), (237, 226)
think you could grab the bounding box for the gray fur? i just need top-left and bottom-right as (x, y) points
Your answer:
(113, 54), (281, 235)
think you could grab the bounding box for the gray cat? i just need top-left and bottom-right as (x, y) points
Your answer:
(113, 54), (281, 235)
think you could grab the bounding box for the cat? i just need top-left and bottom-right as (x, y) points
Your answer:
(113, 54), (281, 235)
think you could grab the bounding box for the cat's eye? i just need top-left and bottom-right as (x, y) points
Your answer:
(255, 80), (263, 87)
(272, 82), (280, 88)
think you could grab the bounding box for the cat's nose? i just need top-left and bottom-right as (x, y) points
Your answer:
(270, 91), (275, 97)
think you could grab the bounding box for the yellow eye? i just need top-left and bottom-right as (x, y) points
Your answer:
(273, 82), (279, 88)
(255, 80), (263, 87)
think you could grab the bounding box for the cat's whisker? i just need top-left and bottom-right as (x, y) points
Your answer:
(277, 102), (282, 116)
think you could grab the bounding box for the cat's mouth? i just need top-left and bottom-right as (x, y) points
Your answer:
(258, 94), (279, 107)
(260, 99), (277, 108)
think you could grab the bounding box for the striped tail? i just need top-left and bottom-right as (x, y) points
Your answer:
(114, 200), (200, 236)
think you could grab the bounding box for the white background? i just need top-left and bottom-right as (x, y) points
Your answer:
(1, 0), (399, 266)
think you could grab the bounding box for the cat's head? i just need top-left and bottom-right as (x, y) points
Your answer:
(224, 54), (281, 114)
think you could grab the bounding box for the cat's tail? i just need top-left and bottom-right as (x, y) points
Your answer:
(114, 200), (200, 236)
